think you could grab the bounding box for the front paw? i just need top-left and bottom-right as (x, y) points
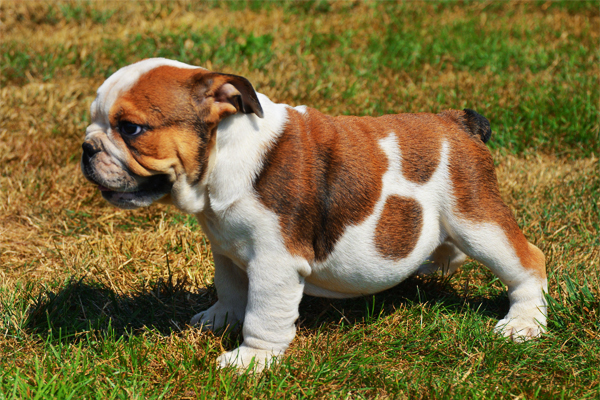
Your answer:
(494, 316), (546, 342)
(217, 345), (283, 372)
(190, 301), (242, 332)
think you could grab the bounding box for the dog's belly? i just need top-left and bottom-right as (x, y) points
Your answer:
(304, 208), (443, 298)
(304, 249), (431, 298)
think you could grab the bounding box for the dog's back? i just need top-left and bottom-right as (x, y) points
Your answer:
(255, 107), (495, 262)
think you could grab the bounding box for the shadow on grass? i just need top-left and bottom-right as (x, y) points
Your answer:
(25, 275), (216, 340)
(26, 272), (510, 343)
(298, 275), (510, 329)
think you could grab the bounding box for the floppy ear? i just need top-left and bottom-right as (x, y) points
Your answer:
(194, 72), (264, 122)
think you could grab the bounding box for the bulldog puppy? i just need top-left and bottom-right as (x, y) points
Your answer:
(81, 58), (547, 371)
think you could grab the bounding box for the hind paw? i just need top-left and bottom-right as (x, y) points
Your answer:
(494, 317), (546, 342)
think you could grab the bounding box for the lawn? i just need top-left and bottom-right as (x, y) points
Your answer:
(0, 1), (598, 399)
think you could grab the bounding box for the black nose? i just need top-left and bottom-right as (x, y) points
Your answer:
(82, 141), (101, 159)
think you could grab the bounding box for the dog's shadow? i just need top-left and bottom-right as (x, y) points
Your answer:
(299, 275), (509, 330)
(25, 275), (215, 339)
(25, 273), (508, 343)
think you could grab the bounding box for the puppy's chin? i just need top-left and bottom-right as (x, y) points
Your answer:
(99, 174), (173, 210)
(101, 190), (168, 210)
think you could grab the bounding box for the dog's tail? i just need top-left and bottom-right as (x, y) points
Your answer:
(462, 109), (492, 143)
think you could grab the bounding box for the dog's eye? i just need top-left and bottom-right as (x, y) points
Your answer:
(119, 121), (144, 136)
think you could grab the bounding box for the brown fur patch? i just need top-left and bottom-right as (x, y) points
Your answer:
(109, 66), (215, 183)
(254, 108), (388, 262)
(375, 196), (423, 260)
(443, 110), (546, 278)
(387, 114), (443, 183)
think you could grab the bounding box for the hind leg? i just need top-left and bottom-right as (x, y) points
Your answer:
(494, 244), (547, 341)
(417, 240), (467, 276)
(447, 218), (547, 341)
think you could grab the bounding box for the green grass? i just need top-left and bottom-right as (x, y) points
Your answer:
(1, 1), (599, 398)
(1, 270), (598, 398)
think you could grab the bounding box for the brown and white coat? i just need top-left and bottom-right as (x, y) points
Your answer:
(82, 58), (547, 371)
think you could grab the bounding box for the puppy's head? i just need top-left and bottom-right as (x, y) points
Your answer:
(81, 58), (263, 210)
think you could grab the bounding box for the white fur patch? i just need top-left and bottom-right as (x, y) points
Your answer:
(305, 133), (450, 296)
(172, 93), (289, 215)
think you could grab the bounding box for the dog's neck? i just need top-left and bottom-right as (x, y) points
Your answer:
(171, 93), (289, 217)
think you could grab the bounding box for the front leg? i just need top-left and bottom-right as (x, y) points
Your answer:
(191, 253), (248, 331)
(217, 256), (308, 371)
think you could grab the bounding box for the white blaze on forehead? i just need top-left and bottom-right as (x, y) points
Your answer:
(90, 58), (205, 124)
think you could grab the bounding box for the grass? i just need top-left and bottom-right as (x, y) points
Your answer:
(0, 0), (598, 398)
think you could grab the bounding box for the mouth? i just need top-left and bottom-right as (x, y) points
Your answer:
(94, 175), (173, 209)
(80, 151), (173, 209)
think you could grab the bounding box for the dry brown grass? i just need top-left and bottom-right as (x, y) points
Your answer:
(1, 1), (598, 398)
(1, 79), (596, 295)
(1, 0), (598, 333)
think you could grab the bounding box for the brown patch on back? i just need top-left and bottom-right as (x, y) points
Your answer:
(375, 196), (423, 260)
(254, 108), (452, 262)
(386, 114), (443, 183)
(443, 110), (546, 278)
(254, 108), (388, 262)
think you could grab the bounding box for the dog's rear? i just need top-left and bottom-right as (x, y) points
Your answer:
(434, 109), (547, 340)
(462, 108), (492, 143)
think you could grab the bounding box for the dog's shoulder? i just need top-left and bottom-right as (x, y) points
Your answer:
(252, 105), (389, 262)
